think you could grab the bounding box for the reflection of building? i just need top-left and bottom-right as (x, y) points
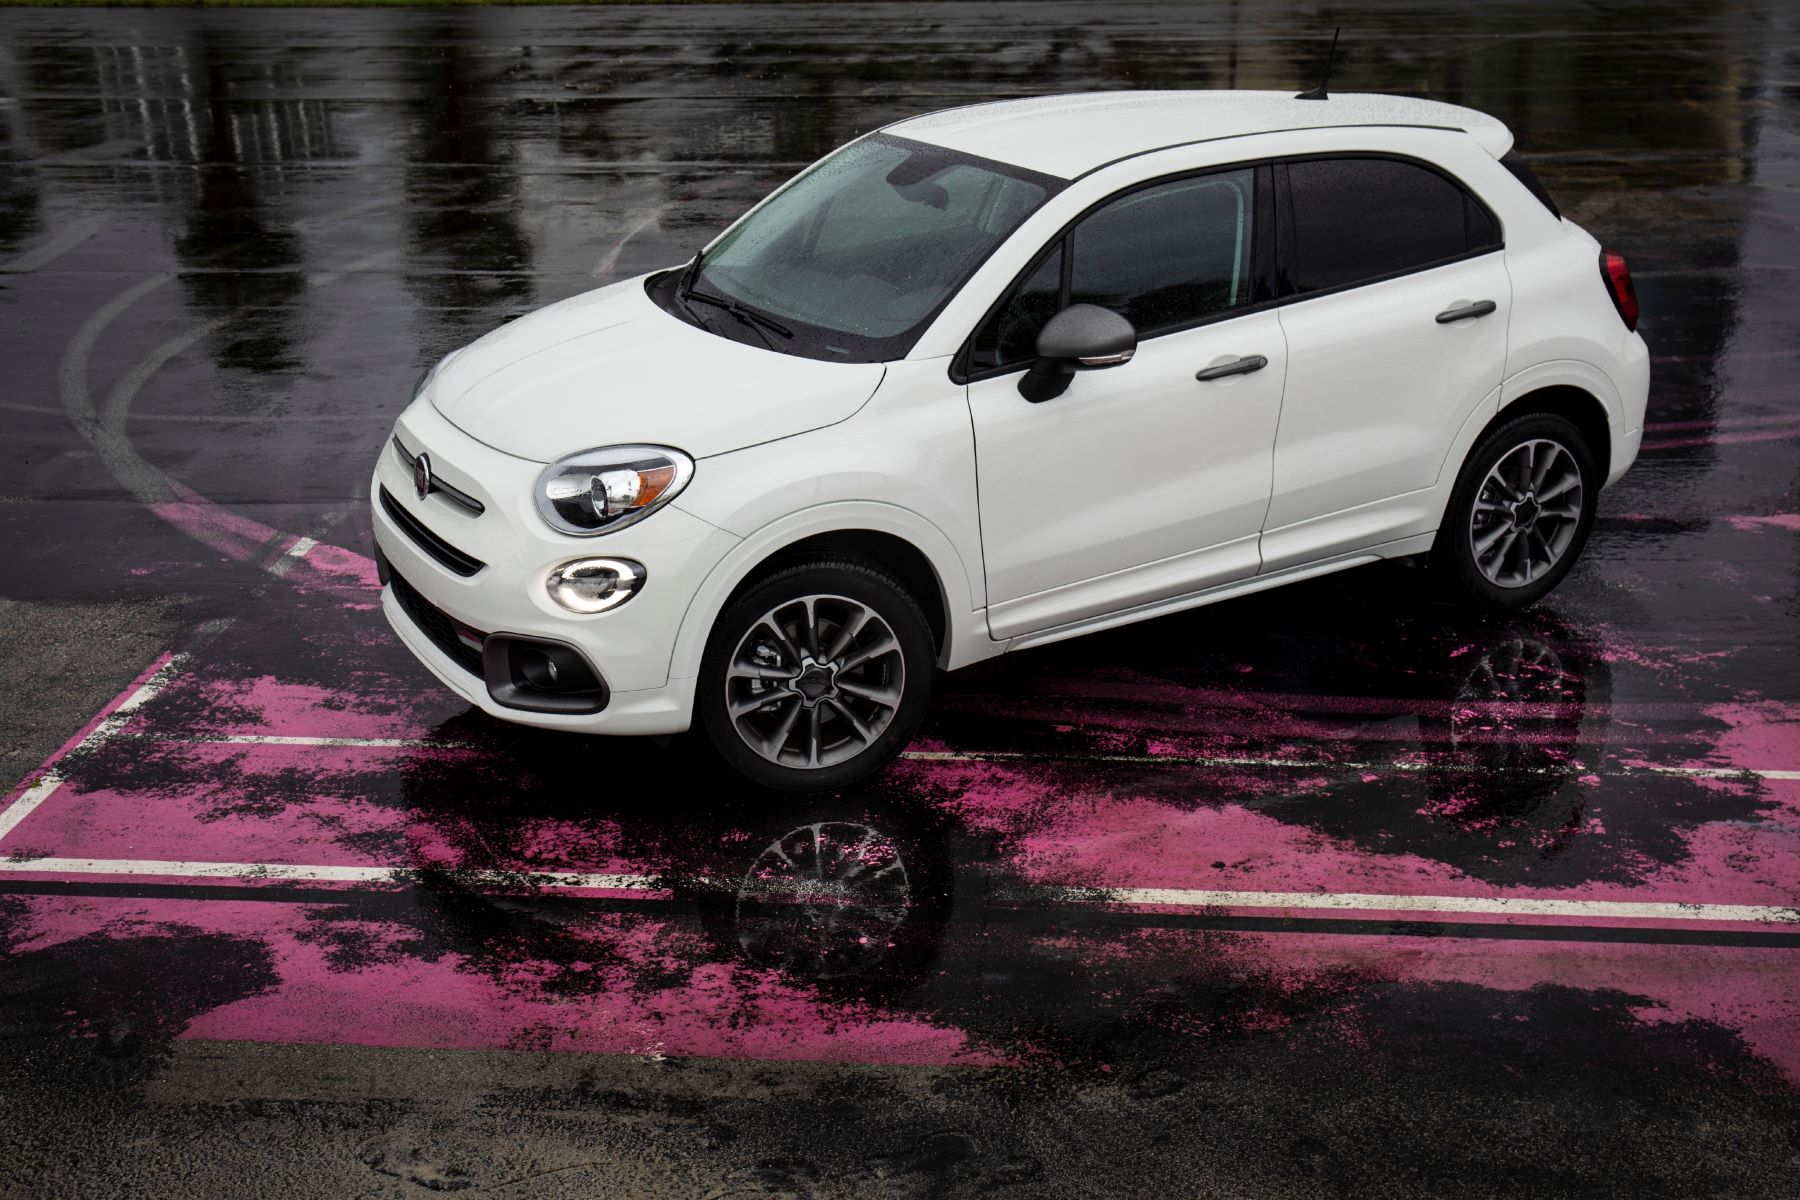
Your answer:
(90, 43), (340, 169)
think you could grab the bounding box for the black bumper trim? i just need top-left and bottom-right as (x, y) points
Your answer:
(379, 486), (486, 577)
(386, 562), (487, 678)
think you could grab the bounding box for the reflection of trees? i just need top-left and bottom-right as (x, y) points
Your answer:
(400, 18), (535, 356)
(173, 35), (306, 374)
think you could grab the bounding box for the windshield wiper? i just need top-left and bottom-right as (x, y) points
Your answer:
(683, 287), (795, 344)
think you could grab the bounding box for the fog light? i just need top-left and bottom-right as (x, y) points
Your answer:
(546, 557), (645, 614)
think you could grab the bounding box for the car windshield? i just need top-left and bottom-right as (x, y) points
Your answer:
(687, 134), (1059, 362)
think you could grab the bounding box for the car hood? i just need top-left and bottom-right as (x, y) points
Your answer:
(428, 276), (886, 462)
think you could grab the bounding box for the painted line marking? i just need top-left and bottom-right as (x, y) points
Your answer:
(1006, 885), (1800, 927)
(70, 736), (1800, 782)
(0, 856), (1794, 928)
(0, 857), (659, 892)
(0, 650), (191, 842)
(110, 732), (478, 751)
(901, 749), (1800, 782)
(0, 213), (106, 273)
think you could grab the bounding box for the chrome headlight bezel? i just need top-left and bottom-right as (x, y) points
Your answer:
(534, 445), (696, 537)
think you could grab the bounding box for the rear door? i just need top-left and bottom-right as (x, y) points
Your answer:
(1261, 154), (1510, 572)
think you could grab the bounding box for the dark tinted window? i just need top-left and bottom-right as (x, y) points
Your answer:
(1070, 169), (1256, 334)
(1500, 149), (1561, 218)
(967, 245), (1062, 373)
(1286, 157), (1497, 293)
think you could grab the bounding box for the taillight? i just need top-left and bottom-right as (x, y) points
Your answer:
(1600, 250), (1639, 332)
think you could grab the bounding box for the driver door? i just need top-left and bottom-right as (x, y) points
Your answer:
(964, 167), (1289, 641)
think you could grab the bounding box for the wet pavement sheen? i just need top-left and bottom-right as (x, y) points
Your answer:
(2, 3), (1799, 1196)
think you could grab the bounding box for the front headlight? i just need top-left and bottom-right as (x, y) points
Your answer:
(534, 445), (695, 536)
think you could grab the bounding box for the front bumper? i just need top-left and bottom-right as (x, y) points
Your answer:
(372, 398), (736, 735)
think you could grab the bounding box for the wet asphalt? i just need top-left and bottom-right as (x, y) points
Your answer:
(2, 2), (1800, 1197)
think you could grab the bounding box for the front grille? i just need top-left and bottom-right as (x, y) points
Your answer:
(379, 487), (486, 577)
(389, 567), (486, 677)
(391, 435), (486, 515)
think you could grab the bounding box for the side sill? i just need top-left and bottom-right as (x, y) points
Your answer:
(1001, 534), (1433, 653)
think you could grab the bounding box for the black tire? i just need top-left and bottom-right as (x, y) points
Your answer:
(697, 557), (935, 794)
(1432, 412), (1599, 609)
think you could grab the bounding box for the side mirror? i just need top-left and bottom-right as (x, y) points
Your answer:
(1018, 303), (1137, 403)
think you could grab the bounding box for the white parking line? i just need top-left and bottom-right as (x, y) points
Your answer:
(0, 213), (106, 274)
(71, 736), (1800, 783)
(0, 651), (191, 842)
(909, 749), (1800, 781)
(1010, 885), (1800, 926)
(1, 855), (1794, 927)
(0, 857), (659, 892)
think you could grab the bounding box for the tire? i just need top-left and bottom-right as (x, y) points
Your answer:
(1432, 412), (1599, 609)
(696, 557), (935, 794)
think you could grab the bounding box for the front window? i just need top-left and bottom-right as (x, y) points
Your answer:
(968, 167), (1258, 375)
(678, 134), (1059, 363)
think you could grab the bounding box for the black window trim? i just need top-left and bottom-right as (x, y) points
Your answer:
(952, 160), (1279, 385)
(951, 147), (1505, 386)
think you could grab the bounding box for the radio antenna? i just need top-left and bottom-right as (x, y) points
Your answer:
(1295, 28), (1340, 101)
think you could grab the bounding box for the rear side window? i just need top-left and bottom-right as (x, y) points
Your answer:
(1284, 157), (1500, 295)
(1500, 149), (1561, 218)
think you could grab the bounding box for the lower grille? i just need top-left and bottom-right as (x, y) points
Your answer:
(389, 567), (487, 677)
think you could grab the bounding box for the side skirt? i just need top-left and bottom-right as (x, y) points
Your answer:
(1001, 532), (1436, 653)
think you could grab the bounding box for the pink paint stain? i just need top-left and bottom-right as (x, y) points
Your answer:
(149, 480), (377, 602)
(908, 756), (1799, 910)
(9, 896), (1007, 1067)
(1725, 514), (1800, 534)
(139, 674), (447, 742)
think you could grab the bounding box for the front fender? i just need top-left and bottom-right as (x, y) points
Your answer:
(665, 500), (994, 682)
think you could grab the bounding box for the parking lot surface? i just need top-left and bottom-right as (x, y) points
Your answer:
(2, 3), (1799, 1196)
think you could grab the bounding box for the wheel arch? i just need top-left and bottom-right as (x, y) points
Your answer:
(668, 502), (987, 683)
(1492, 382), (1613, 483)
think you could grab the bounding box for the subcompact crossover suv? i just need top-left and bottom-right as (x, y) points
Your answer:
(371, 90), (1648, 792)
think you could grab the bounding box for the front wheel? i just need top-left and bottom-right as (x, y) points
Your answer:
(696, 558), (936, 793)
(1433, 413), (1599, 609)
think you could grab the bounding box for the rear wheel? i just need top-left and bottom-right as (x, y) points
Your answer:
(1433, 413), (1598, 608)
(697, 558), (935, 793)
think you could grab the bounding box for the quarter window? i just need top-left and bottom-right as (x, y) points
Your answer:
(1284, 157), (1500, 294)
(967, 245), (1062, 374)
(966, 167), (1257, 375)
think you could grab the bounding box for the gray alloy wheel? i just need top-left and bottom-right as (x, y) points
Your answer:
(724, 593), (907, 770)
(1468, 438), (1585, 588)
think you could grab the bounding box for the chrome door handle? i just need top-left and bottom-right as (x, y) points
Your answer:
(1435, 300), (1497, 324)
(1194, 354), (1268, 382)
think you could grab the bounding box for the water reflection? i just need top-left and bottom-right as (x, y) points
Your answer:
(173, 32), (307, 374)
(399, 16), (535, 356)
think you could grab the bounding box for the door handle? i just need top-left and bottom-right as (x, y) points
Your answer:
(1435, 300), (1497, 324)
(1194, 354), (1268, 382)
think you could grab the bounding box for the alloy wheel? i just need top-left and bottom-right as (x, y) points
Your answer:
(725, 593), (907, 769)
(1468, 438), (1584, 588)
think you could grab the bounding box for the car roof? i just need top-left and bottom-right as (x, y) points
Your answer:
(886, 90), (1514, 180)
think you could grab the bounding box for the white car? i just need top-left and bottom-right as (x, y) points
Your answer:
(372, 89), (1648, 792)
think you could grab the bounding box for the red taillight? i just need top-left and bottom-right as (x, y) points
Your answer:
(1600, 250), (1639, 332)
